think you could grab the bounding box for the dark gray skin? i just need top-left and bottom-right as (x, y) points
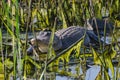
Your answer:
(55, 26), (91, 49)
(88, 18), (114, 36)
(27, 26), (100, 54)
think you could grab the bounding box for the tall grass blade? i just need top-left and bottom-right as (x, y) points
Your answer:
(48, 19), (56, 58)
(39, 17), (57, 80)
(72, 0), (75, 12)
(0, 28), (4, 79)
(58, 0), (67, 28)
(61, 9), (67, 28)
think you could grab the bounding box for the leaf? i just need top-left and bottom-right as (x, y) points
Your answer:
(105, 47), (116, 78)
(0, 74), (4, 80)
(0, 62), (4, 73)
(104, 70), (110, 80)
(115, 20), (120, 27)
(4, 59), (13, 70)
(63, 47), (73, 63)
(0, 28), (2, 53)
(20, 7), (24, 24)
(26, 56), (41, 69)
(105, 56), (114, 78)
(115, 0), (119, 12)
(75, 39), (83, 57)
(92, 47), (116, 78)
(110, 47), (117, 59)
(92, 48), (102, 65)
(61, 9), (67, 28)
(32, 9), (37, 24)
(12, 5), (15, 15)
(48, 18), (56, 58)
(32, 9), (37, 18)
(0, 17), (16, 39)
(58, 70), (72, 76)
(72, 0), (75, 12)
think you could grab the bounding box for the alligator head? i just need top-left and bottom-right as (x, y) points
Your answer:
(27, 31), (62, 54)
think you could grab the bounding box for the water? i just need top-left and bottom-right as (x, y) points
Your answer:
(1, 32), (120, 80)
(56, 65), (120, 80)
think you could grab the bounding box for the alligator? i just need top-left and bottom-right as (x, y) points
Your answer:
(27, 27), (103, 54)
(27, 26), (90, 54)
(27, 18), (114, 54)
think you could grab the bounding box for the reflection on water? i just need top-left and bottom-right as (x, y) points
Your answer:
(56, 65), (83, 80)
(56, 65), (120, 80)
(85, 65), (100, 80)
(55, 65), (100, 80)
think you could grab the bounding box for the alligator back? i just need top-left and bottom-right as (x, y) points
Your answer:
(55, 26), (90, 50)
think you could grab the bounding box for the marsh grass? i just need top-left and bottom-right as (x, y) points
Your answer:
(0, 0), (120, 80)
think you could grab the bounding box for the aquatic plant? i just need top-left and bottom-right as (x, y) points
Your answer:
(0, 0), (120, 80)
